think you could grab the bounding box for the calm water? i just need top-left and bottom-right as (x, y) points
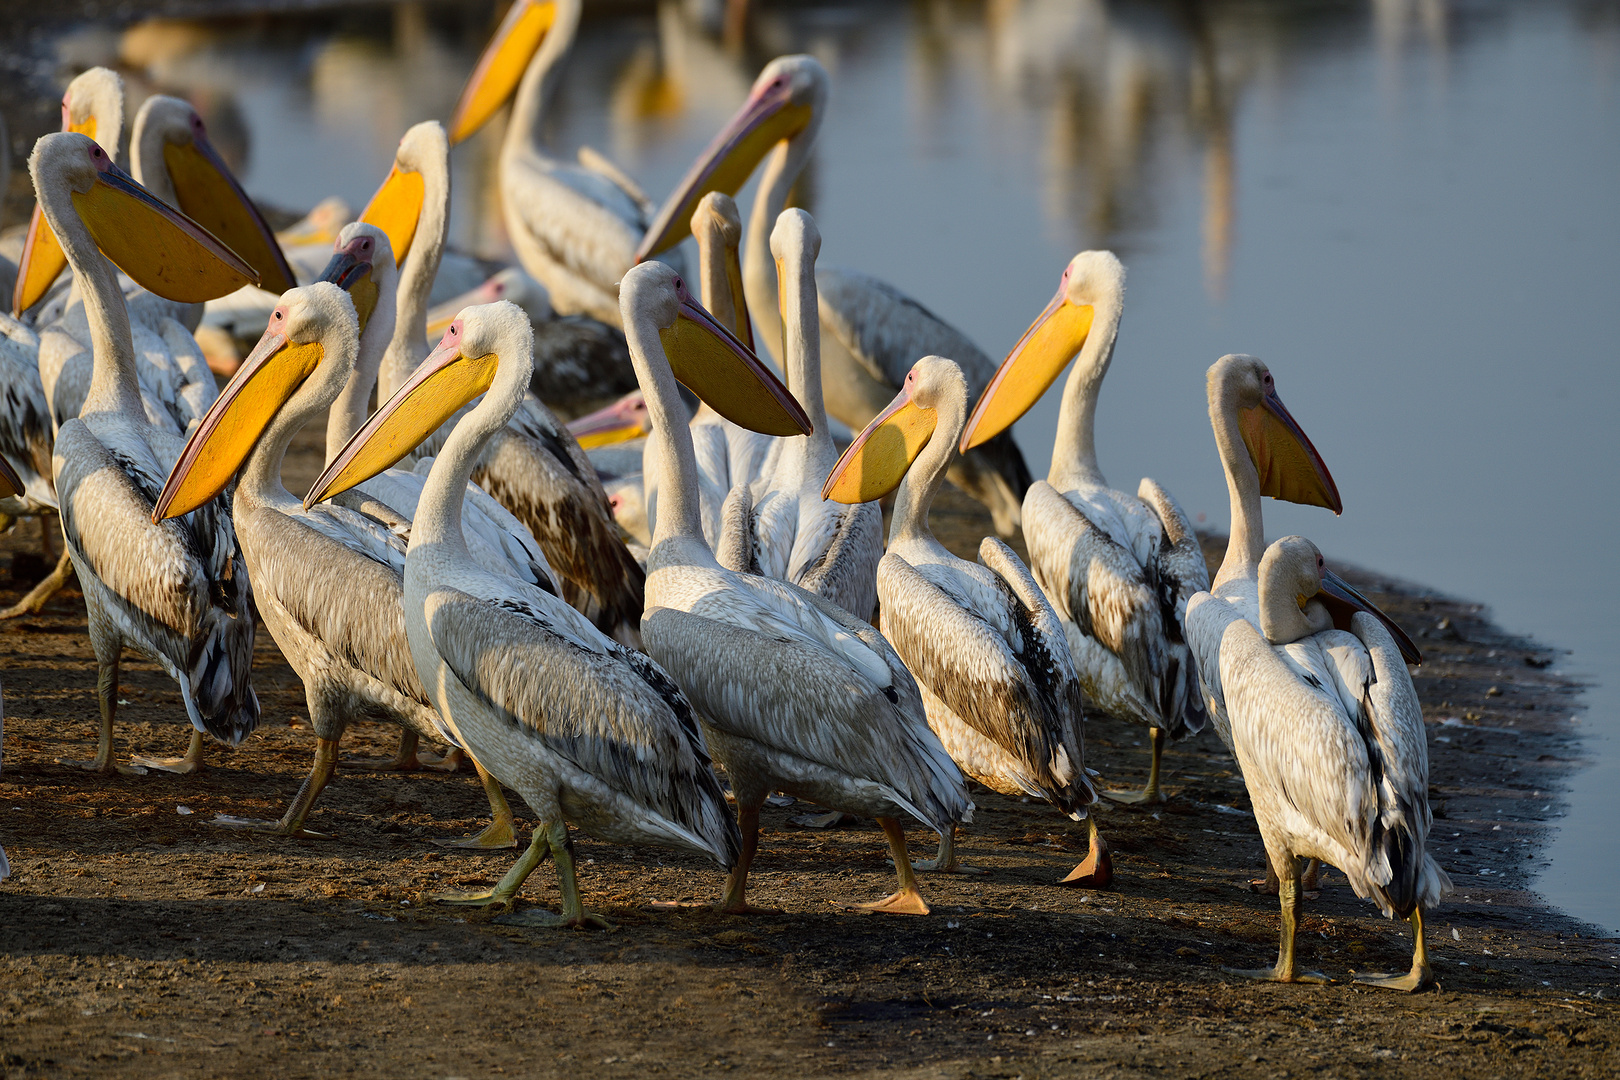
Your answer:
(35, 0), (1620, 931)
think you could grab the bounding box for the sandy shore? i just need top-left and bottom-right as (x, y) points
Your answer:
(0, 472), (1613, 1078)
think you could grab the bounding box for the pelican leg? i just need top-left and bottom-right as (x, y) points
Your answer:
(498, 820), (613, 930)
(1224, 861), (1329, 985)
(1354, 908), (1434, 992)
(131, 728), (207, 775)
(434, 757), (519, 849)
(1250, 857), (1319, 898)
(1102, 727), (1168, 804)
(417, 746), (467, 773)
(843, 818), (930, 916)
(59, 655), (145, 776)
(720, 804), (781, 914)
(344, 728), (424, 771)
(214, 737), (338, 838)
(437, 824), (552, 907)
(1058, 815), (1114, 888)
(0, 548), (75, 620)
(911, 825), (986, 874)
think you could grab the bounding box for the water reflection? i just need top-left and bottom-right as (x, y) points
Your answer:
(5, 0), (1617, 930)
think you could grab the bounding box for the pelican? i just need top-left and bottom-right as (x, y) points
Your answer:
(1188, 534), (1443, 989)
(361, 120), (646, 647)
(305, 301), (741, 928)
(130, 94), (296, 297)
(152, 280), (528, 846)
(824, 355), (1107, 885)
(444, 0), (682, 327)
(724, 209), (882, 621)
(641, 192), (779, 552)
(30, 131), (260, 775)
(12, 67), (124, 318)
(320, 221), (563, 773)
(636, 55), (1033, 539)
(960, 251), (1208, 804)
(618, 261), (970, 915)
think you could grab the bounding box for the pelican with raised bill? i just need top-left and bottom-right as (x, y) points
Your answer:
(151, 247), (538, 845)
(303, 301), (741, 928)
(637, 54), (1033, 539)
(825, 356), (1106, 886)
(445, 0), (682, 327)
(960, 252), (1209, 805)
(616, 261), (970, 916)
(720, 208), (883, 622)
(1188, 534), (1442, 989)
(29, 131), (260, 776)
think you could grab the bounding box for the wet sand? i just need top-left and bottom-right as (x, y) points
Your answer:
(0, 469), (1614, 1078)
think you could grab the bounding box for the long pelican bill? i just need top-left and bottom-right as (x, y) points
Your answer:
(73, 151), (258, 303)
(659, 285), (810, 437)
(0, 452), (25, 499)
(635, 80), (813, 262)
(566, 392), (650, 450)
(306, 317), (499, 507)
(153, 323), (324, 521)
(1238, 387), (1343, 514)
(359, 164), (425, 267)
(961, 285), (1095, 452)
(163, 132), (296, 293)
(1318, 566), (1423, 666)
(12, 112), (101, 314)
(446, 0), (559, 145)
(822, 384), (937, 504)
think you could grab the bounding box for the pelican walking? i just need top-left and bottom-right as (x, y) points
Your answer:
(637, 55), (1033, 538)
(725, 209), (883, 621)
(825, 356), (1106, 885)
(1188, 533), (1442, 988)
(30, 132), (260, 776)
(620, 261), (970, 915)
(153, 279), (529, 845)
(961, 251), (1208, 803)
(306, 301), (741, 928)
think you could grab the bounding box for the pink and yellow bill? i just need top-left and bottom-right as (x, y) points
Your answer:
(446, 0), (559, 145)
(823, 377), (938, 505)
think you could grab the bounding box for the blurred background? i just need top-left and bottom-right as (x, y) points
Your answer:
(0, 0), (1616, 932)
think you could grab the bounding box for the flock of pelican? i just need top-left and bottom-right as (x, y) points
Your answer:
(0, 0), (1450, 991)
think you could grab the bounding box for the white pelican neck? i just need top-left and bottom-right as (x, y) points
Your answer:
(743, 142), (812, 369)
(1209, 368), (1266, 589)
(891, 362), (967, 548)
(1048, 283), (1123, 492)
(623, 288), (708, 555)
(502, 0), (582, 169)
(327, 242), (399, 464)
(382, 130), (450, 400)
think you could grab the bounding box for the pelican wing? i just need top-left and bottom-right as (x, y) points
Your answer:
(643, 604), (962, 831)
(879, 551), (1080, 801)
(1136, 477), (1210, 628)
(793, 501), (882, 622)
(1205, 603), (1383, 887)
(426, 586), (737, 864)
(714, 482), (758, 575)
(0, 314), (56, 510)
(504, 158), (643, 303)
(1025, 480), (1168, 727)
(377, 464), (558, 594)
(815, 267), (996, 390)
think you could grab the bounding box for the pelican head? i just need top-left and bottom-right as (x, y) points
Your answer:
(318, 221), (393, 335)
(154, 283), (358, 521)
(12, 67), (125, 314)
(360, 120), (445, 267)
(306, 301), (534, 507)
(131, 94), (296, 294)
(635, 55), (828, 261)
(961, 250), (1124, 452)
(824, 356), (965, 504)
(1259, 535), (1422, 664)
(446, 0), (576, 146)
(28, 132), (256, 305)
(566, 391), (651, 449)
(622, 260), (811, 437)
(692, 191), (751, 347)
(1208, 353), (1342, 514)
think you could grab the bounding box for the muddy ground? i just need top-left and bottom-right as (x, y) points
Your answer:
(0, 457), (1616, 1078)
